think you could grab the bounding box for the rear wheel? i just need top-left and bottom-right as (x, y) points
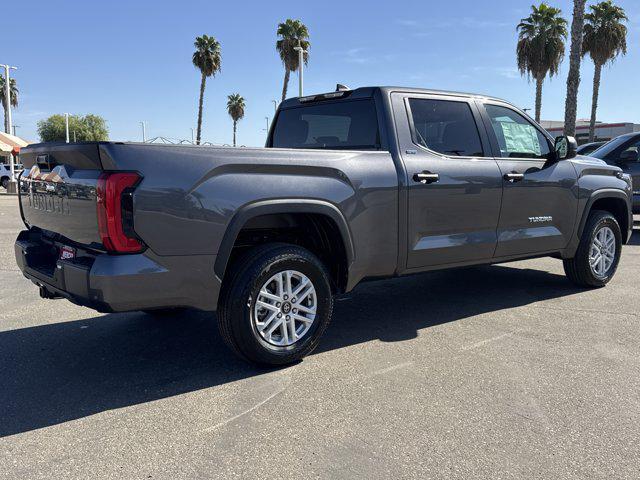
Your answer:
(1, 177), (9, 190)
(563, 210), (622, 288)
(217, 244), (333, 365)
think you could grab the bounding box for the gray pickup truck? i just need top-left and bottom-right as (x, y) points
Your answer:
(15, 86), (634, 365)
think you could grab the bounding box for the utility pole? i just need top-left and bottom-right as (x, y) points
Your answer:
(191, 128), (195, 144)
(265, 116), (269, 133)
(64, 113), (70, 143)
(140, 121), (146, 142)
(272, 100), (278, 113)
(11, 125), (19, 136)
(1, 63), (17, 191)
(293, 45), (307, 97)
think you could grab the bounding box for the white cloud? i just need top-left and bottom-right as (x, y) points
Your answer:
(334, 48), (396, 65)
(396, 19), (419, 27)
(403, 16), (511, 37)
(497, 67), (520, 79)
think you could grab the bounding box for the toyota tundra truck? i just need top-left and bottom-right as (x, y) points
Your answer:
(15, 86), (634, 365)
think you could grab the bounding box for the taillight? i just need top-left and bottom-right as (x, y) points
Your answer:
(96, 172), (144, 253)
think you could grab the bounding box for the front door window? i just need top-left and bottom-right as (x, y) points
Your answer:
(485, 104), (551, 160)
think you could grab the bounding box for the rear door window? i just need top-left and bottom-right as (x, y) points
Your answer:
(408, 98), (484, 157)
(271, 100), (381, 150)
(484, 104), (551, 159)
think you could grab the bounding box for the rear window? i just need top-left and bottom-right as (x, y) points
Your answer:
(271, 100), (381, 150)
(408, 98), (484, 157)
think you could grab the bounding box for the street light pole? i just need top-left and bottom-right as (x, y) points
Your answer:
(265, 116), (270, 136)
(140, 121), (146, 142)
(191, 128), (195, 144)
(1, 64), (17, 135)
(293, 46), (307, 97)
(1, 63), (18, 190)
(64, 113), (70, 143)
(272, 100), (278, 113)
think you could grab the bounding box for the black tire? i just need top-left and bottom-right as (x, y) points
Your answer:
(1, 177), (9, 190)
(217, 243), (333, 365)
(563, 210), (622, 288)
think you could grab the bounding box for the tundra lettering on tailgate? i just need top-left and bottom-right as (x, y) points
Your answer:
(28, 190), (70, 215)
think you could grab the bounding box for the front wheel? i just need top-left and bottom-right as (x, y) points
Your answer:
(217, 244), (333, 365)
(563, 210), (622, 288)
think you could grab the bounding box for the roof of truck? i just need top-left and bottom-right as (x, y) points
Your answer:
(279, 86), (510, 109)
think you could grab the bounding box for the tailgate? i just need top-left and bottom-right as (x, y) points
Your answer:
(19, 143), (104, 248)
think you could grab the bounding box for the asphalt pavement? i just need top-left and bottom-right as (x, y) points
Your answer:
(1, 194), (639, 479)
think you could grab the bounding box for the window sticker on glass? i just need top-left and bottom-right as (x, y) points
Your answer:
(498, 120), (541, 157)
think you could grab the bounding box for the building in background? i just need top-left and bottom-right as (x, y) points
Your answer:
(541, 119), (640, 144)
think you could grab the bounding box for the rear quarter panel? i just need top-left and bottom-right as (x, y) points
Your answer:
(98, 144), (399, 287)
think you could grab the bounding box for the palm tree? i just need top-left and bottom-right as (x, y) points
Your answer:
(563, 0), (587, 137)
(276, 19), (310, 102)
(226, 93), (245, 147)
(0, 75), (18, 134)
(192, 34), (222, 145)
(516, 3), (568, 123)
(583, 0), (628, 142)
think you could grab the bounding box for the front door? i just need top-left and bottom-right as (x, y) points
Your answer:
(392, 94), (503, 269)
(479, 102), (579, 258)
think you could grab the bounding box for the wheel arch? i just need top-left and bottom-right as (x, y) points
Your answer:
(214, 199), (355, 288)
(577, 190), (631, 245)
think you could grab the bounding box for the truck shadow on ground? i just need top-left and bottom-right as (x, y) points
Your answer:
(0, 259), (614, 437)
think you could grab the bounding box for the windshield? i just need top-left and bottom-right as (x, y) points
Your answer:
(589, 135), (633, 159)
(271, 99), (381, 150)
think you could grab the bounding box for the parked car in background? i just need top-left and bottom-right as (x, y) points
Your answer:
(576, 141), (607, 156)
(0, 163), (23, 190)
(14, 86), (634, 365)
(589, 132), (640, 213)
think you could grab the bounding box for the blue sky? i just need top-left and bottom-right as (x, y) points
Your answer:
(5, 0), (640, 146)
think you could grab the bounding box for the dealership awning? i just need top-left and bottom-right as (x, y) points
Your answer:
(0, 132), (29, 155)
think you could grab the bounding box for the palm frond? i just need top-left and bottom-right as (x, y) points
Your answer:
(275, 19), (310, 71)
(516, 2), (568, 80)
(192, 34), (222, 77)
(227, 93), (245, 122)
(582, 0), (628, 66)
(0, 76), (18, 108)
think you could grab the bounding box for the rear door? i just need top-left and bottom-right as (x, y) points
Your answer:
(478, 102), (579, 258)
(391, 93), (503, 269)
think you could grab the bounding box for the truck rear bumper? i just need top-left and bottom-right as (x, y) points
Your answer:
(15, 230), (220, 313)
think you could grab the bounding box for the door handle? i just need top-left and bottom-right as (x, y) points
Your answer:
(413, 172), (440, 184)
(503, 172), (525, 183)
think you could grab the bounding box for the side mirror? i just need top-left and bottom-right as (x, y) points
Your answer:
(555, 135), (577, 160)
(618, 149), (639, 166)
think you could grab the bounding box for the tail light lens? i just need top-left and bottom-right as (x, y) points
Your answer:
(96, 172), (144, 253)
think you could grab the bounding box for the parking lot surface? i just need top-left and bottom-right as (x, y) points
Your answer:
(0, 194), (639, 479)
